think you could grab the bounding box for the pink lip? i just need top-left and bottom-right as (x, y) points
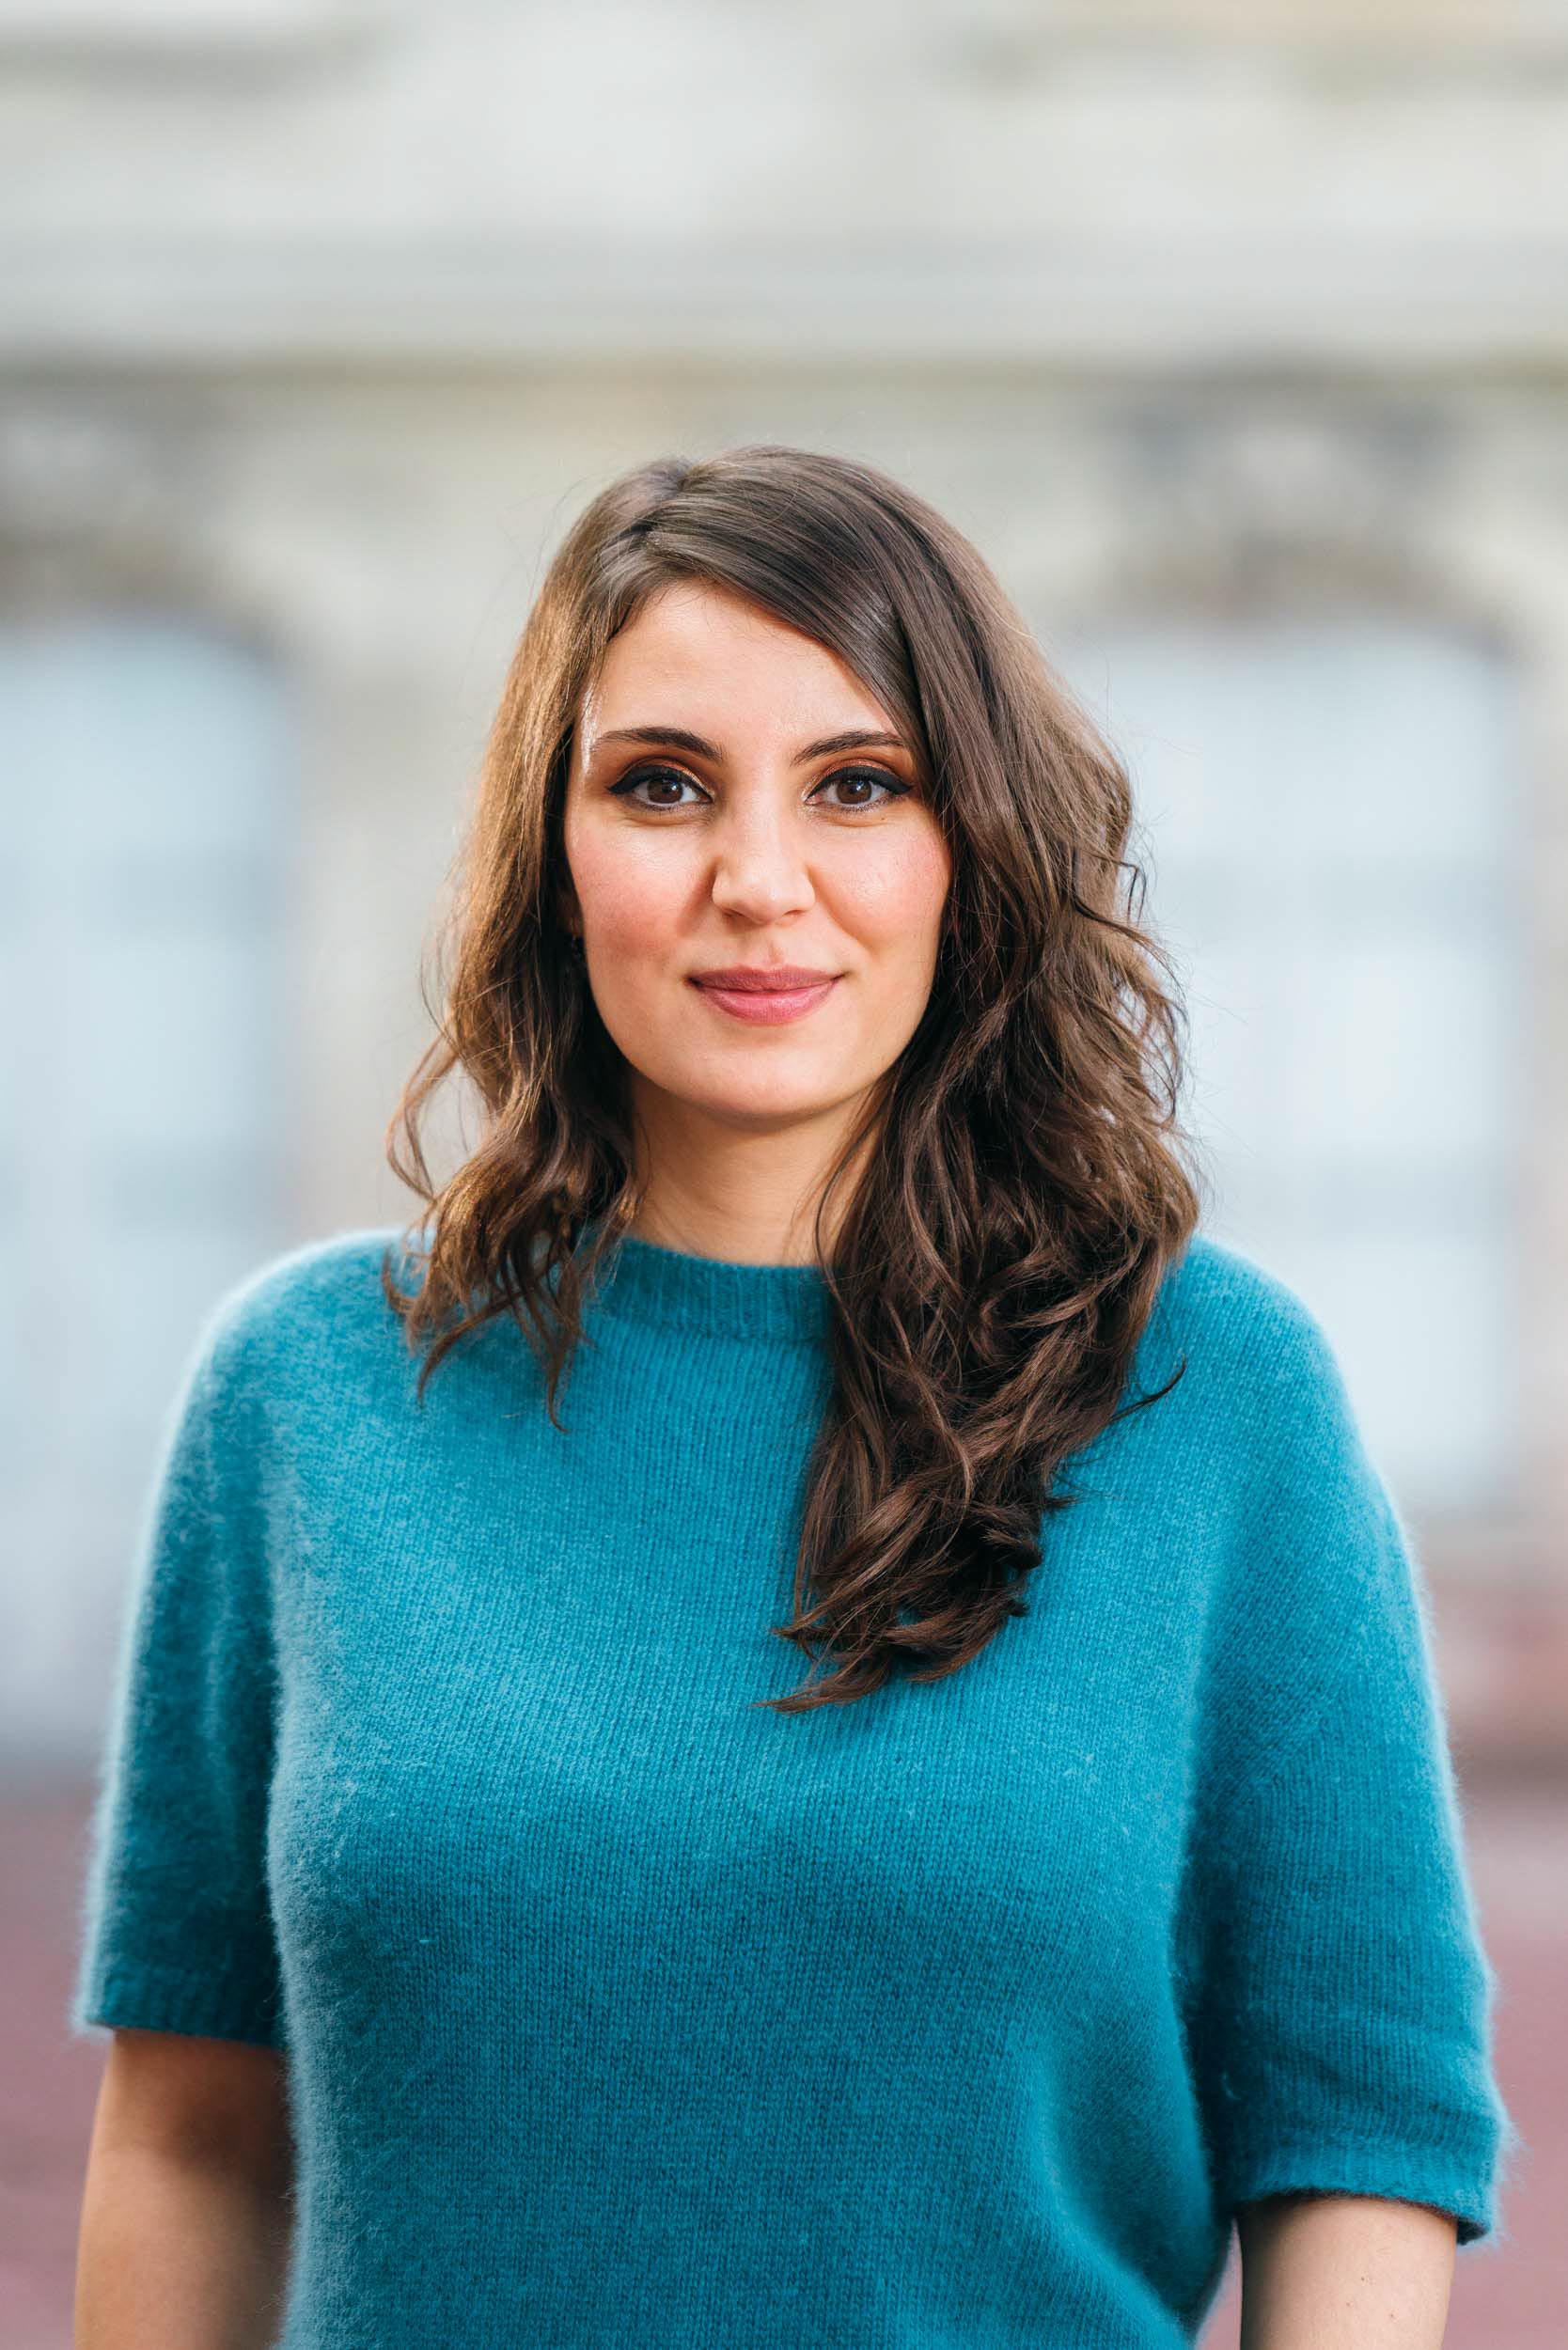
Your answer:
(688, 969), (841, 1026)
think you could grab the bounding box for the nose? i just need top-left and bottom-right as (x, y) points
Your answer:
(707, 799), (816, 926)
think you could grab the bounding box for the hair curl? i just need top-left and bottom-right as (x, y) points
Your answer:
(384, 444), (1208, 1713)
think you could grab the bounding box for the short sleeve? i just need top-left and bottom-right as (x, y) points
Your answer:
(69, 1308), (286, 2051)
(1177, 1290), (1523, 2249)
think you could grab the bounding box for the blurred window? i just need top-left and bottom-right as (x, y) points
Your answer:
(1055, 612), (1521, 1512)
(0, 613), (292, 1758)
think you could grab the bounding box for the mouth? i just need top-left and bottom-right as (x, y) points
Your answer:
(687, 967), (842, 1026)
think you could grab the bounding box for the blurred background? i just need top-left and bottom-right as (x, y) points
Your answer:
(3, 2), (1565, 2342)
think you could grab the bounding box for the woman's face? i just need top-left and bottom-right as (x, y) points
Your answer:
(561, 578), (953, 1138)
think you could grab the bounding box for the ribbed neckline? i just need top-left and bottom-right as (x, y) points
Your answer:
(574, 1227), (833, 1346)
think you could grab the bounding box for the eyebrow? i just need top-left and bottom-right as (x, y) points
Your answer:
(591, 725), (912, 765)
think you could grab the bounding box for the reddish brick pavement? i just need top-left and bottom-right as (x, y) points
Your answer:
(5, 1776), (1563, 2348)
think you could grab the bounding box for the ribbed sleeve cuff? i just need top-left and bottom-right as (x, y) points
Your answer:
(1223, 2135), (1505, 2248)
(70, 1958), (286, 2051)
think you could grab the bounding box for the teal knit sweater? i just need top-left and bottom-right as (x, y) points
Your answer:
(71, 1224), (1517, 2347)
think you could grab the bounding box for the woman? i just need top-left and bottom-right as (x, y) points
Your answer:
(71, 446), (1516, 2347)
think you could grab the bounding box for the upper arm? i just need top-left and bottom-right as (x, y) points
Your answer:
(1234, 2191), (1458, 2349)
(1176, 1264), (1518, 2248)
(92, 2028), (294, 2191)
(70, 1307), (289, 2054)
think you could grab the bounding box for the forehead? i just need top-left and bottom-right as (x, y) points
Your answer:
(575, 580), (895, 755)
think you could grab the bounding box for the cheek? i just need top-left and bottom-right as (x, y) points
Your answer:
(568, 835), (687, 963)
(833, 830), (950, 952)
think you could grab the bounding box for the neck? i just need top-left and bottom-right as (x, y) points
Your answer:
(624, 1084), (881, 1268)
(625, 1195), (829, 1268)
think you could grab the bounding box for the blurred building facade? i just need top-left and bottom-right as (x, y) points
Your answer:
(4, 1), (1567, 1768)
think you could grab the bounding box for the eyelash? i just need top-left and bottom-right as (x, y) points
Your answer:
(607, 762), (913, 815)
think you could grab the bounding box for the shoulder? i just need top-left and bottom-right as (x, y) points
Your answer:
(1138, 1230), (1355, 1468)
(1148, 1229), (1334, 1371)
(192, 1222), (421, 1415)
(1143, 1234), (1405, 1669)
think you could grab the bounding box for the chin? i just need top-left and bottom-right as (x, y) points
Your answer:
(664, 1069), (846, 1125)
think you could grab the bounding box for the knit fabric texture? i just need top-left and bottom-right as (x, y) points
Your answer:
(70, 1223), (1520, 2347)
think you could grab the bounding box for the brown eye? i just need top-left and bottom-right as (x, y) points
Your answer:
(608, 764), (708, 809)
(812, 766), (911, 812)
(606, 762), (912, 814)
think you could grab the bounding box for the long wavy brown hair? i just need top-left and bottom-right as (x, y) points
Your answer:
(384, 443), (1207, 1713)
